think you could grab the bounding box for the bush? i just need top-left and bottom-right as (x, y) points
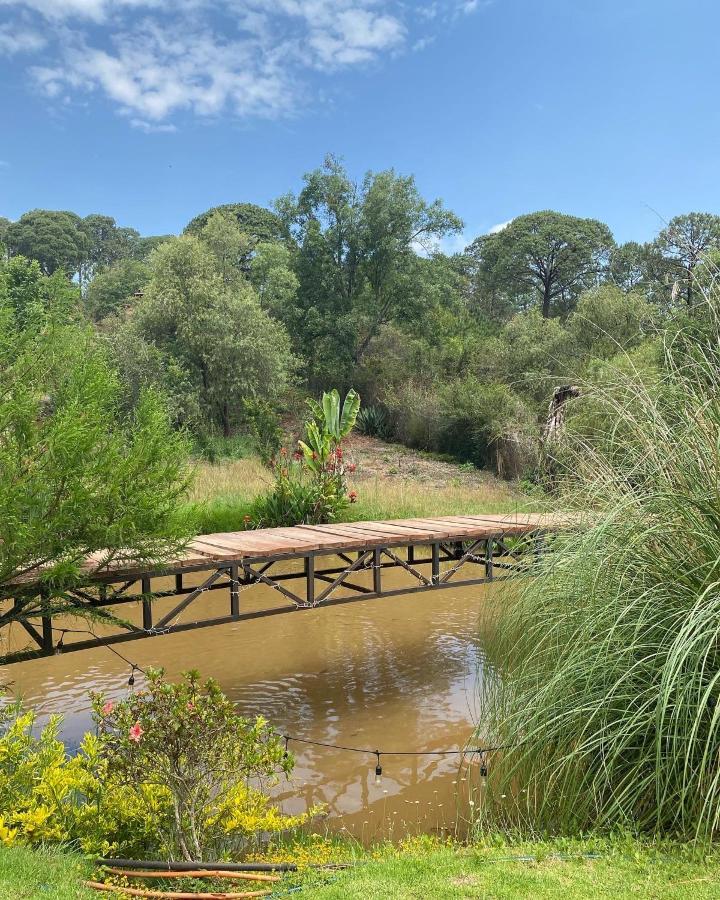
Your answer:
(355, 405), (390, 439)
(92, 669), (309, 861)
(248, 389), (360, 528)
(481, 290), (720, 839)
(0, 674), (317, 860)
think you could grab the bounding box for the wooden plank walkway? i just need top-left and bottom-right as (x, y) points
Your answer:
(3, 513), (556, 663)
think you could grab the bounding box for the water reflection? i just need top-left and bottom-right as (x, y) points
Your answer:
(3, 570), (498, 839)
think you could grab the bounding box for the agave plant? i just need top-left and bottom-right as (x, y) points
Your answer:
(355, 405), (388, 439)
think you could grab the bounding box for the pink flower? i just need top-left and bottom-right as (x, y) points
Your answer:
(347, 463), (357, 473)
(336, 446), (343, 460)
(101, 701), (114, 717)
(128, 722), (144, 743)
(349, 490), (358, 503)
(187, 702), (195, 712)
(293, 451), (302, 461)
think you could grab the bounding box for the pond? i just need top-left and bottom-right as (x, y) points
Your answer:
(4, 566), (501, 842)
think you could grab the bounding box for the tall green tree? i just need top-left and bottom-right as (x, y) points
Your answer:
(133, 235), (295, 436)
(477, 211), (615, 318)
(275, 155), (462, 385)
(0, 283), (191, 647)
(184, 202), (286, 255)
(653, 212), (720, 305)
(80, 214), (141, 286)
(5, 210), (91, 277)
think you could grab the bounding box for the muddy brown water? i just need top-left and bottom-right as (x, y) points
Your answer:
(3, 562), (502, 841)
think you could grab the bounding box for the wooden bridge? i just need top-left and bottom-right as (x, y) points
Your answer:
(2, 513), (554, 663)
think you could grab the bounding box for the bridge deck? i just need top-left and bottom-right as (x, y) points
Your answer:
(3, 513), (555, 664)
(85, 512), (551, 577)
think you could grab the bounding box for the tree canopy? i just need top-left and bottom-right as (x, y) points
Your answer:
(474, 211), (615, 318)
(5, 210), (91, 277)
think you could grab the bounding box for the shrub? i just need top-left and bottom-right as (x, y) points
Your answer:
(248, 389), (360, 528)
(92, 669), (305, 861)
(0, 674), (316, 860)
(480, 290), (720, 839)
(355, 405), (390, 439)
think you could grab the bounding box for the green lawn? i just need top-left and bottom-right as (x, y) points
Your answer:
(3, 838), (720, 899)
(0, 846), (95, 899)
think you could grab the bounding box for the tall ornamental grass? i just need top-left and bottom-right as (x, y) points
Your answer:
(480, 289), (720, 839)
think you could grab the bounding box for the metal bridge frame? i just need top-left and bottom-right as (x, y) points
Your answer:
(2, 533), (542, 664)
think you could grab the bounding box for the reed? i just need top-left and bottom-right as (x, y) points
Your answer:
(480, 290), (720, 839)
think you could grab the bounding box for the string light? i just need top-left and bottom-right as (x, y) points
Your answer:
(49, 626), (509, 769)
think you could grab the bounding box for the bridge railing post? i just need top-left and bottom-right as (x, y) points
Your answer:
(373, 548), (382, 593)
(431, 543), (440, 584)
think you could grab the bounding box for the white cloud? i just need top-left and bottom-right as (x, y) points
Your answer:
(489, 219), (512, 234)
(0, 23), (47, 54)
(1, 0), (485, 125)
(0, 0), (166, 22)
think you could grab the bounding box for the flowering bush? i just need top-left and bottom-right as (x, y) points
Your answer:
(248, 388), (360, 528)
(0, 673), (320, 860)
(91, 669), (315, 860)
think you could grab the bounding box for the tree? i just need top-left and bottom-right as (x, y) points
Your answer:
(84, 258), (149, 322)
(134, 235), (295, 436)
(0, 296), (191, 647)
(477, 211), (615, 318)
(198, 210), (253, 284)
(5, 209), (91, 277)
(567, 284), (655, 359)
(185, 202), (285, 245)
(0, 254), (80, 326)
(80, 214), (141, 287)
(653, 212), (720, 305)
(275, 155), (462, 385)
(0, 217), (10, 257)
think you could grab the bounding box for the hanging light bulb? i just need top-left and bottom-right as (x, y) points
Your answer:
(479, 753), (488, 778)
(283, 735), (290, 760)
(54, 630), (66, 655)
(128, 665), (136, 687)
(374, 751), (382, 786)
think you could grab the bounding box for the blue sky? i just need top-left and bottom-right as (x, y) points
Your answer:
(1, 0), (719, 247)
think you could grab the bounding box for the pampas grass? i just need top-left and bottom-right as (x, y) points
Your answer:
(479, 287), (720, 839)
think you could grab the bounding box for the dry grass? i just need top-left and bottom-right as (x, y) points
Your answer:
(188, 457), (271, 505)
(184, 438), (535, 535)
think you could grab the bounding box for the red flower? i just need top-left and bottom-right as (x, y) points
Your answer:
(349, 490), (358, 503)
(187, 702), (196, 712)
(311, 452), (317, 461)
(101, 701), (114, 717)
(280, 447), (287, 457)
(336, 446), (343, 460)
(347, 463), (357, 473)
(129, 722), (144, 743)
(293, 451), (302, 461)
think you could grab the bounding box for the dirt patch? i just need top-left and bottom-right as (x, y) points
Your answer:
(345, 434), (506, 491)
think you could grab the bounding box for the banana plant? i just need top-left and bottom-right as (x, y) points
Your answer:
(298, 388), (360, 473)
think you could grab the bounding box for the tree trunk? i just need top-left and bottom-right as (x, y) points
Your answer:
(542, 281), (552, 318)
